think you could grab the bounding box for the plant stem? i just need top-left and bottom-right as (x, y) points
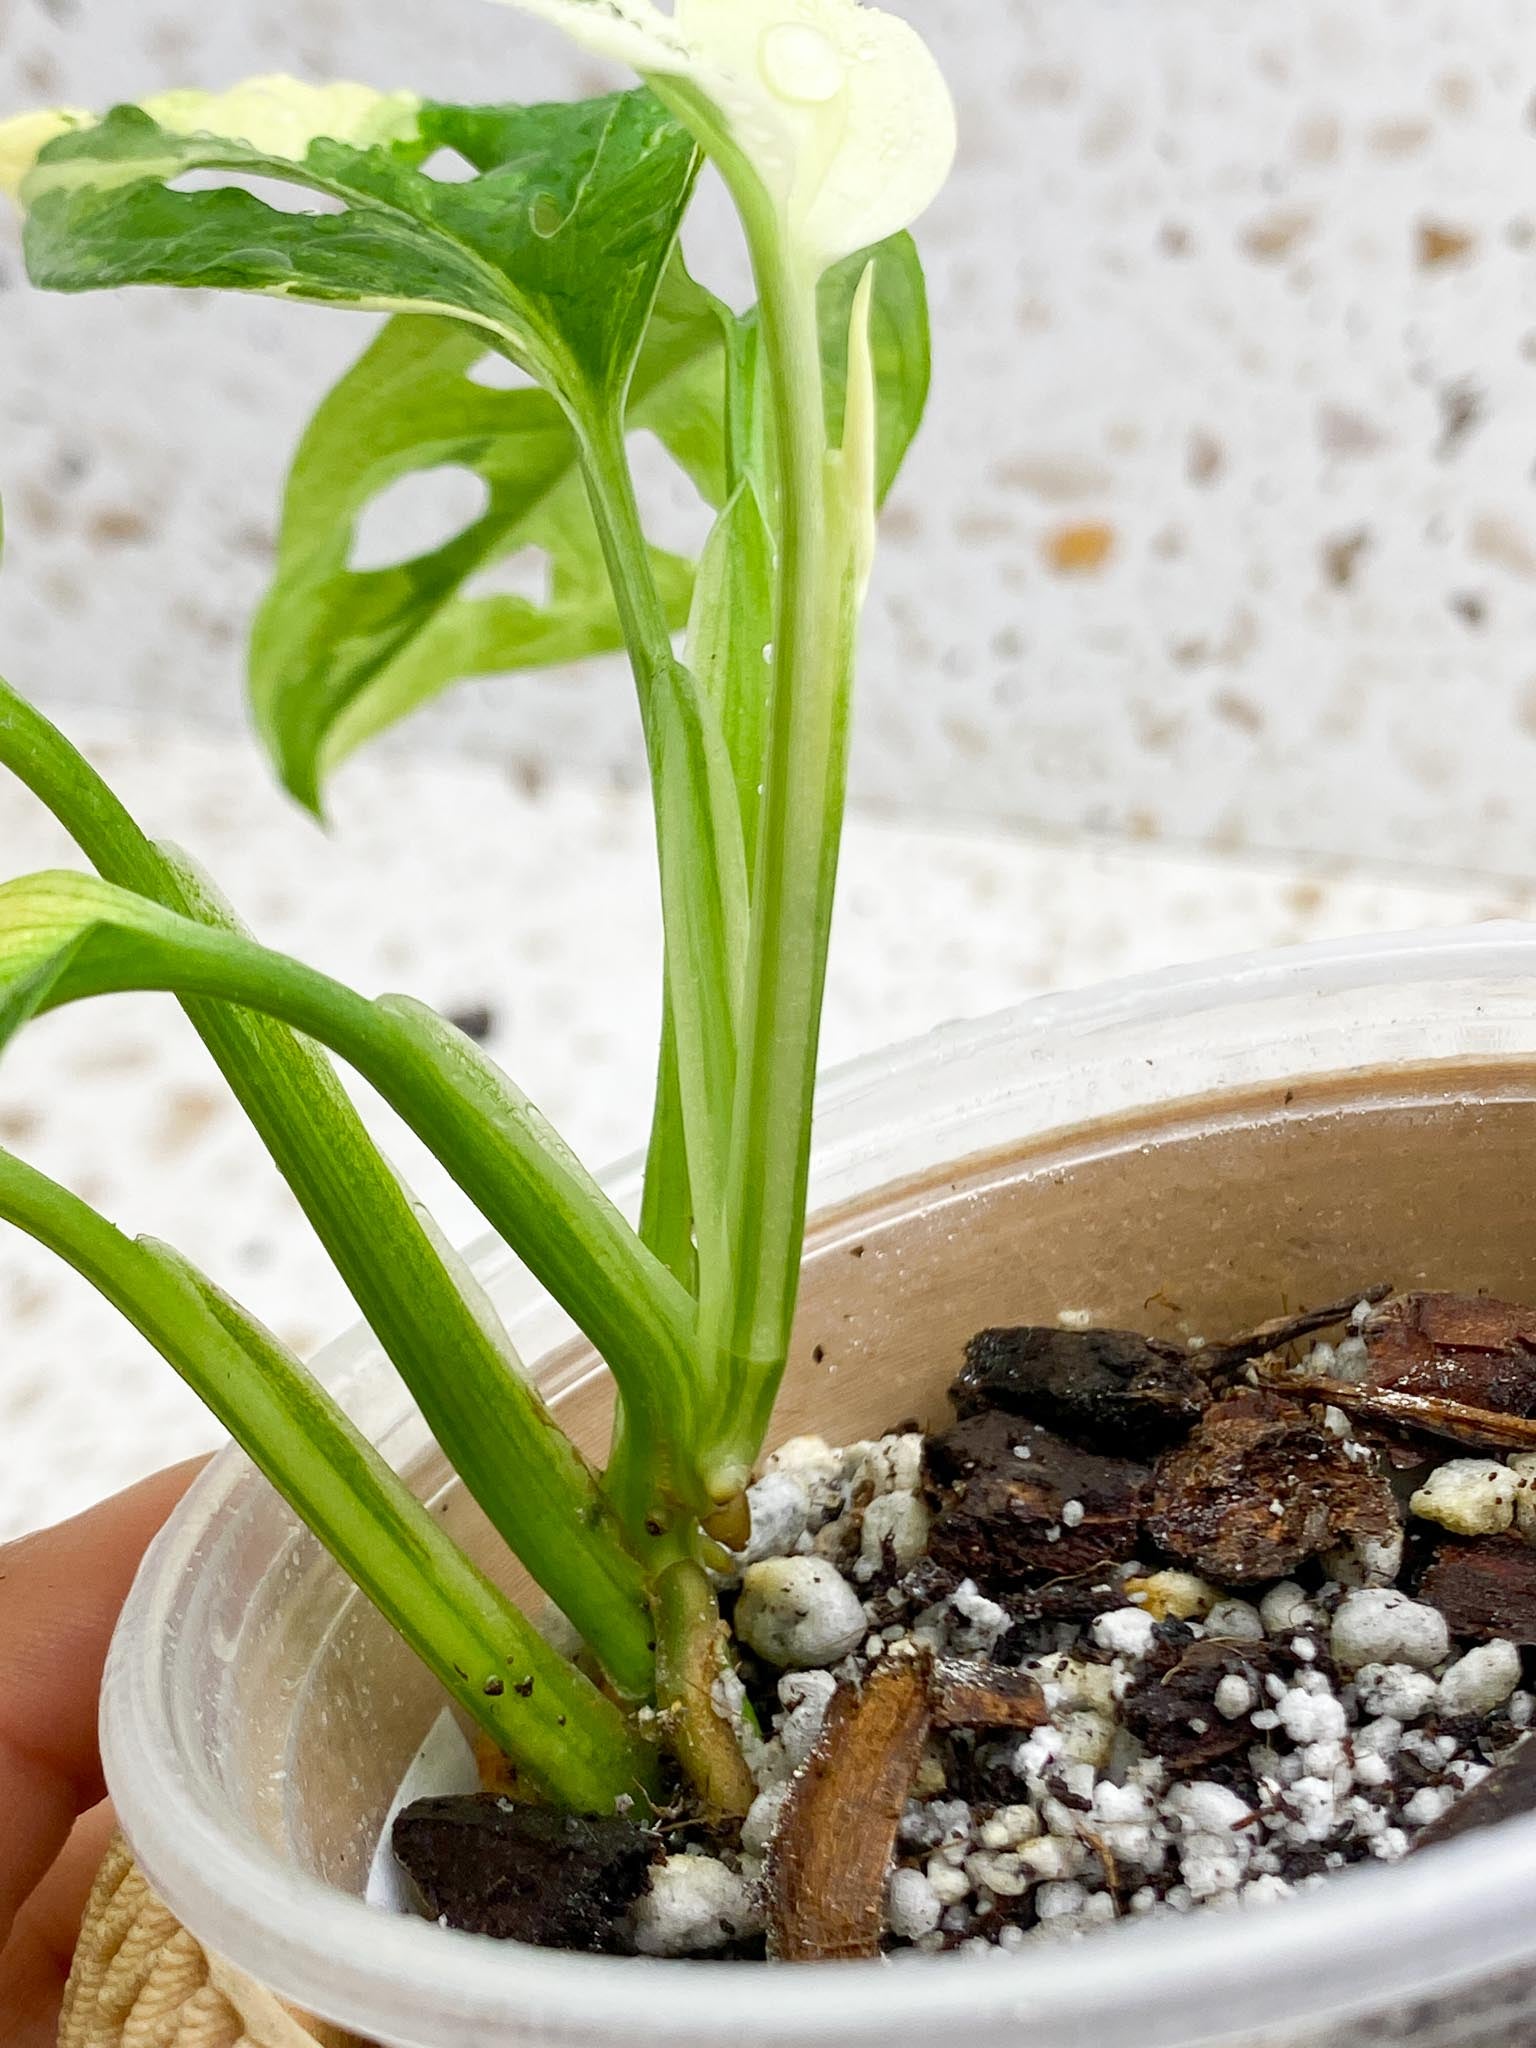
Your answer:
(709, 224), (859, 1469)
(0, 1144), (656, 1812)
(576, 411), (748, 1475)
(654, 1559), (757, 1819)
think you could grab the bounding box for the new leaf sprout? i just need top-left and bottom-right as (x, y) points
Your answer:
(0, 0), (952, 1807)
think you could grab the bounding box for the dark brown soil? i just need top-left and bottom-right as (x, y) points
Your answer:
(925, 1410), (1152, 1580)
(392, 1796), (657, 1952)
(390, 1292), (1536, 1962)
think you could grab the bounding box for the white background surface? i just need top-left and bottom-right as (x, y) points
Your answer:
(4, 1), (1536, 869)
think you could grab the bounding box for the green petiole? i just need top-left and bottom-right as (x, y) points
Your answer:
(0, 1144), (655, 1812)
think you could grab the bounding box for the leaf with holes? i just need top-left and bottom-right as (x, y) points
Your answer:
(249, 253), (728, 803)
(248, 232), (929, 803)
(14, 83), (699, 414)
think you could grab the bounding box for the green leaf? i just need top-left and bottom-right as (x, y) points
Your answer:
(0, 1142), (655, 1811)
(818, 231), (931, 503)
(21, 87), (698, 411)
(249, 252), (728, 806)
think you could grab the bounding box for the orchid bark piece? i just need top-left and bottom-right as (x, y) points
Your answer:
(764, 1651), (934, 1961)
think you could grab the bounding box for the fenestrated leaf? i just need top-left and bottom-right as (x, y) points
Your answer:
(249, 253), (729, 805)
(244, 228), (925, 806)
(20, 85), (699, 411)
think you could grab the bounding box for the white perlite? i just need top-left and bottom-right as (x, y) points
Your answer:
(741, 1783), (789, 1857)
(856, 1491), (931, 1581)
(1331, 1589), (1449, 1673)
(1205, 1598), (1266, 1642)
(1274, 1686), (1347, 1745)
(1353, 1663), (1439, 1722)
(1091, 1606), (1159, 1659)
(886, 1866), (943, 1939)
(1260, 1582), (1319, 1636)
(1322, 1527), (1404, 1588)
(631, 1855), (762, 1956)
(774, 1669), (838, 1771)
(738, 1470), (813, 1564)
(735, 1557), (866, 1668)
(1215, 1673), (1256, 1720)
(944, 1579), (1009, 1657)
(1409, 1459), (1522, 1538)
(1438, 1640), (1522, 1717)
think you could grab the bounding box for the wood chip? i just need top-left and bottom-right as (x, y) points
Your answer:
(1147, 1391), (1399, 1583)
(1281, 1379), (1536, 1455)
(1364, 1293), (1536, 1417)
(951, 1325), (1206, 1453)
(925, 1411), (1151, 1584)
(765, 1655), (935, 1962)
(1418, 1538), (1536, 1644)
(929, 1658), (1047, 1732)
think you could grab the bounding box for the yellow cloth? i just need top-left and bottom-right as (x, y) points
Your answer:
(60, 1835), (358, 2048)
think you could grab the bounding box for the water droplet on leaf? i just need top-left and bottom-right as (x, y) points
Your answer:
(759, 22), (845, 105)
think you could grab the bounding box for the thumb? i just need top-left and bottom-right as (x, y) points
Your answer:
(0, 1460), (204, 1950)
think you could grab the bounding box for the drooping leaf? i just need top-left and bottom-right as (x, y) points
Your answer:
(249, 254), (729, 805)
(18, 85), (699, 412)
(0, 860), (666, 1678)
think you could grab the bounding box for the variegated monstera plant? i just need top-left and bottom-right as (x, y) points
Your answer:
(0, 0), (953, 1815)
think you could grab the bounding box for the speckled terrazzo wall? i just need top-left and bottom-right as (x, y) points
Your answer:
(3, 0), (1536, 875)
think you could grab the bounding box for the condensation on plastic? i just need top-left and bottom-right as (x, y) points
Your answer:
(103, 926), (1536, 2048)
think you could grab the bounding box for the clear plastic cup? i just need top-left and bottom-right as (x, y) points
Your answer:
(104, 925), (1536, 2048)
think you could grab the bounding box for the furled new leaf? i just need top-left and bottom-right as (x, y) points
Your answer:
(687, 479), (775, 866)
(818, 232), (930, 505)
